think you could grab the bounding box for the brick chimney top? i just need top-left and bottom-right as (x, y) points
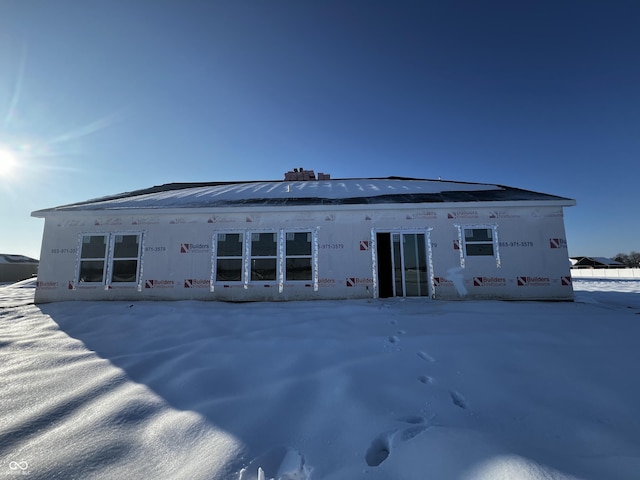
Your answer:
(283, 168), (330, 181)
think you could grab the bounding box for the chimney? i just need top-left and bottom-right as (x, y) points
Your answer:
(284, 168), (329, 181)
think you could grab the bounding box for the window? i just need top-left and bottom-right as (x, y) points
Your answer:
(286, 232), (312, 281)
(76, 232), (143, 286)
(251, 232), (277, 281)
(111, 234), (141, 283)
(79, 235), (107, 283)
(212, 229), (317, 288)
(464, 228), (494, 256)
(215, 233), (244, 282)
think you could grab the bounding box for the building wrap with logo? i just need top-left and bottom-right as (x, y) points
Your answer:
(31, 174), (576, 302)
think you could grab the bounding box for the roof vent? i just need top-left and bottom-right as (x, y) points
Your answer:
(284, 168), (330, 181)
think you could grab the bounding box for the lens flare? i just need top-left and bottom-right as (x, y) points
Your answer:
(0, 148), (18, 176)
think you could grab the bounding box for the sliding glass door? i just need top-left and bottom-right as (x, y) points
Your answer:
(377, 232), (429, 298)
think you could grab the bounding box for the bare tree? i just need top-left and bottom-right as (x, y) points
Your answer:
(614, 251), (640, 267)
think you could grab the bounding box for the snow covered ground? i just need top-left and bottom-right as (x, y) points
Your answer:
(1, 279), (639, 480)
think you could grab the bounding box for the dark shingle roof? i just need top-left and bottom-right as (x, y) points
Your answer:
(0, 254), (39, 264)
(32, 177), (575, 215)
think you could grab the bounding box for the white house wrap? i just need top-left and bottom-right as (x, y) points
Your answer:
(31, 176), (576, 303)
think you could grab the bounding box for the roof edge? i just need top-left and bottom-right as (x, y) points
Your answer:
(31, 177), (575, 216)
(32, 198), (576, 218)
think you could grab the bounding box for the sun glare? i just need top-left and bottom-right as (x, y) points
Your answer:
(0, 148), (18, 177)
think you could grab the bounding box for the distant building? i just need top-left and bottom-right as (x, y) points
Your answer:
(0, 254), (38, 283)
(570, 256), (627, 269)
(31, 171), (576, 303)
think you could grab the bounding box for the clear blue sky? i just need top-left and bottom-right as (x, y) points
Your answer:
(1, 0), (638, 260)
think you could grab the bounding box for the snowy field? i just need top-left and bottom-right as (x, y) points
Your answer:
(1, 280), (640, 480)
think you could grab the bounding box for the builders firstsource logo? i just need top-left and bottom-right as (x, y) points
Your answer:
(488, 210), (520, 219)
(184, 279), (210, 288)
(180, 243), (210, 253)
(447, 210), (478, 220)
(549, 238), (567, 249)
(473, 277), (506, 287)
(517, 276), (551, 286)
(434, 277), (454, 287)
(346, 277), (373, 287)
(145, 280), (175, 289)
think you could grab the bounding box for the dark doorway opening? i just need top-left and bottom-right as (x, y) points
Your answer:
(376, 232), (393, 298)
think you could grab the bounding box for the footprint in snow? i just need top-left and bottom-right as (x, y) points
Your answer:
(417, 350), (435, 363)
(365, 432), (393, 467)
(388, 335), (399, 344)
(418, 375), (433, 385)
(365, 418), (430, 467)
(449, 390), (468, 409)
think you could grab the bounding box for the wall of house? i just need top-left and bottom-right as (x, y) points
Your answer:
(34, 204), (573, 302)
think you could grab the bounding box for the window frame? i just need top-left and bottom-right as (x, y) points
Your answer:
(109, 233), (143, 284)
(211, 228), (318, 291)
(77, 234), (109, 284)
(455, 224), (500, 268)
(284, 231), (313, 282)
(213, 231), (245, 284)
(75, 231), (144, 288)
(250, 231), (279, 283)
(463, 228), (495, 257)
